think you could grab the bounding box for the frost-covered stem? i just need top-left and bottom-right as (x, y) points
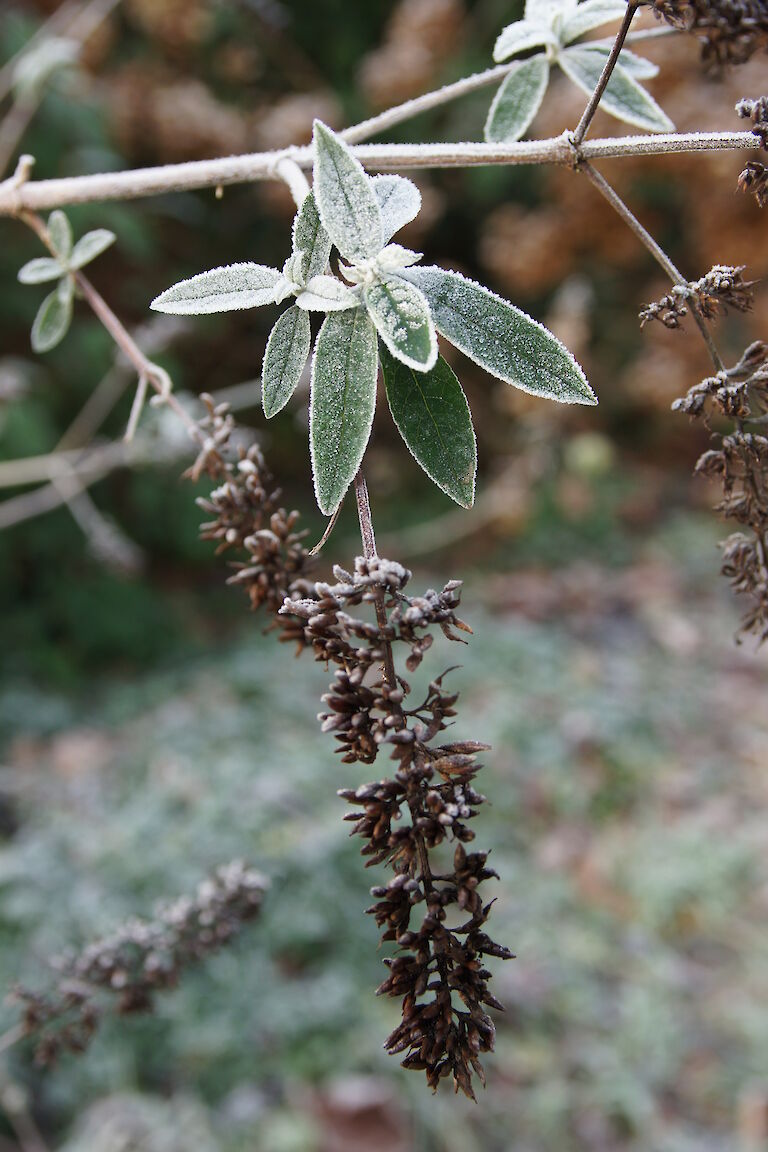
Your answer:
(274, 156), (310, 206)
(354, 470), (398, 691)
(342, 60), (520, 144)
(580, 160), (725, 372)
(0, 132), (756, 214)
(20, 210), (204, 437)
(572, 2), (639, 146)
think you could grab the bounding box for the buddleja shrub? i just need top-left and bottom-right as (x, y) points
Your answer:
(152, 122), (595, 513)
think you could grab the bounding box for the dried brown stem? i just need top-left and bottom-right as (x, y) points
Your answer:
(572, 2), (640, 146)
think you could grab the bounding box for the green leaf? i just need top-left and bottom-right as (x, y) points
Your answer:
(493, 18), (557, 62)
(372, 175), (421, 243)
(485, 55), (550, 144)
(291, 191), (332, 283)
(262, 304), (312, 419)
(312, 120), (382, 263)
(151, 263), (281, 315)
(18, 257), (63, 284)
(402, 265), (596, 405)
(31, 280), (73, 353)
(310, 308), (378, 514)
(560, 0), (628, 43)
(381, 347), (476, 508)
(364, 274), (436, 372)
(69, 229), (117, 270)
(295, 275), (358, 312)
(47, 210), (72, 261)
(558, 47), (675, 132)
(572, 42), (660, 78)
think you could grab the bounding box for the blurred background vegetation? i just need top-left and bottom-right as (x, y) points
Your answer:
(1, 1), (768, 1149)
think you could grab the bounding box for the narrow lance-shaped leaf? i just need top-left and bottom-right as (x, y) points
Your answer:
(372, 175), (422, 243)
(571, 43), (660, 79)
(151, 263), (281, 315)
(292, 191), (332, 283)
(560, 0), (629, 43)
(381, 346), (477, 509)
(364, 274), (437, 372)
(310, 307), (378, 514)
(31, 277), (73, 353)
(295, 275), (358, 312)
(313, 120), (382, 263)
(493, 18), (557, 61)
(401, 265), (596, 405)
(485, 55), (550, 144)
(262, 304), (311, 419)
(69, 229), (117, 270)
(47, 210), (72, 261)
(18, 257), (63, 284)
(558, 47), (675, 133)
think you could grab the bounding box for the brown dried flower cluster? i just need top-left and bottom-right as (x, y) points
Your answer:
(639, 265), (754, 328)
(188, 393), (313, 615)
(673, 341), (768, 641)
(14, 861), (268, 1066)
(279, 557), (511, 1098)
(644, 0), (768, 65)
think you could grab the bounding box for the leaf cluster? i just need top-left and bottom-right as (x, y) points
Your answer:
(486, 0), (674, 142)
(152, 123), (595, 515)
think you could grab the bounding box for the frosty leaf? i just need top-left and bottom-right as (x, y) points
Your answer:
(262, 304), (311, 419)
(31, 282), (73, 353)
(151, 264), (281, 315)
(381, 347), (476, 508)
(525, 0), (572, 19)
(18, 257), (63, 284)
(402, 265), (596, 405)
(493, 19), (556, 62)
(313, 120), (383, 263)
(372, 175), (422, 243)
(69, 229), (117, 270)
(572, 42), (660, 78)
(48, 210), (72, 261)
(291, 191), (332, 283)
(12, 37), (79, 98)
(376, 245), (422, 273)
(485, 55), (550, 143)
(558, 47), (674, 132)
(310, 308), (378, 514)
(560, 0), (629, 43)
(295, 275), (358, 312)
(364, 274), (437, 372)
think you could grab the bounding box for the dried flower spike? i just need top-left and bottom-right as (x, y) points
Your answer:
(14, 862), (268, 1066)
(280, 557), (511, 1098)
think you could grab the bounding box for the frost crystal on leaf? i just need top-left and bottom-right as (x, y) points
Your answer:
(262, 304), (312, 419)
(151, 264), (283, 315)
(485, 55), (551, 144)
(313, 120), (383, 263)
(381, 348), (477, 508)
(364, 275), (437, 372)
(372, 175), (422, 243)
(488, 0), (671, 138)
(310, 308), (378, 514)
(401, 265), (596, 405)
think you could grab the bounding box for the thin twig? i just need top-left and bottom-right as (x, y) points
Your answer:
(0, 0), (124, 178)
(342, 60), (522, 144)
(580, 160), (725, 372)
(353, 470), (397, 691)
(572, 2), (639, 146)
(0, 131), (756, 214)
